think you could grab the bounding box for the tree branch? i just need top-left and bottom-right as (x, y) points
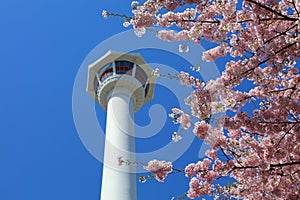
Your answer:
(258, 121), (299, 124)
(233, 161), (300, 170)
(268, 85), (297, 93)
(290, 0), (300, 17)
(264, 24), (297, 44)
(218, 145), (231, 161)
(167, 19), (220, 24)
(275, 41), (297, 54)
(275, 123), (297, 147)
(245, 0), (298, 21)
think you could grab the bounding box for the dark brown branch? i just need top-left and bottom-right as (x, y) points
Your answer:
(293, 170), (300, 174)
(258, 121), (299, 124)
(167, 19), (220, 24)
(268, 85), (297, 93)
(242, 129), (264, 136)
(172, 168), (185, 173)
(105, 12), (132, 20)
(290, 0), (300, 17)
(245, 0), (298, 21)
(237, 19), (253, 23)
(259, 17), (299, 21)
(233, 161), (300, 170)
(271, 161), (300, 168)
(224, 44), (294, 86)
(275, 123), (297, 147)
(264, 24), (297, 44)
(227, 147), (244, 167)
(169, 17), (296, 26)
(275, 41), (297, 54)
(219, 145), (231, 161)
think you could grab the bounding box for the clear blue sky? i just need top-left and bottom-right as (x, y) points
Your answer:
(3, 1), (297, 200)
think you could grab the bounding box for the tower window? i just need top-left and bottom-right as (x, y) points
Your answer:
(99, 63), (114, 81)
(115, 61), (134, 75)
(144, 83), (149, 97)
(135, 66), (147, 85)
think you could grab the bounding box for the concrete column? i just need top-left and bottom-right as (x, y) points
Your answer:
(100, 88), (136, 200)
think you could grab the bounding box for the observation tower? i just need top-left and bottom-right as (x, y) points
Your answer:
(86, 51), (155, 200)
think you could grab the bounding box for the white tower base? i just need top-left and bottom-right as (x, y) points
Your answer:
(101, 89), (136, 200)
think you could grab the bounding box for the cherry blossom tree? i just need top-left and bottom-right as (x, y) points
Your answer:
(103, 0), (300, 199)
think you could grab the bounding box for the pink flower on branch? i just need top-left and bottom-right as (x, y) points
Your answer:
(107, 0), (300, 198)
(205, 149), (218, 160)
(102, 10), (108, 19)
(187, 178), (213, 199)
(151, 68), (160, 77)
(144, 160), (173, 182)
(169, 108), (191, 130)
(193, 121), (210, 140)
(172, 132), (182, 142)
(131, 1), (139, 9)
(202, 46), (227, 62)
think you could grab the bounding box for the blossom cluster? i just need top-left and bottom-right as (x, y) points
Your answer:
(144, 159), (173, 182)
(106, 0), (300, 198)
(169, 108), (191, 130)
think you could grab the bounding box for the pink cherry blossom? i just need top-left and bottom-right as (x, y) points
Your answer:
(193, 121), (210, 140)
(169, 108), (191, 129)
(107, 0), (300, 198)
(123, 21), (131, 27)
(151, 68), (160, 77)
(187, 178), (213, 199)
(144, 160), (173, 182)
(172, 132), (182, 142)
(202, 46), (227, 62)
(205, 149), (218, 160)
(185, 163), (196, 178)
(131, 1), (139, 9)
(102, 10), (108, 19)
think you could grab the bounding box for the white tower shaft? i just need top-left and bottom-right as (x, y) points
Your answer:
(101, 89), (136, 200)
(86, 51), (155, 200)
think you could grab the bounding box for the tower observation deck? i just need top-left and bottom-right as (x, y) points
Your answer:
(86, 51), (156, 200)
